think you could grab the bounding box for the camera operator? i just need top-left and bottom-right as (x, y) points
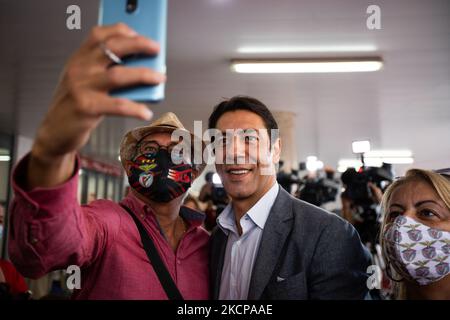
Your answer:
(340, 165), (391, 250)
(342, 182), (383, 225)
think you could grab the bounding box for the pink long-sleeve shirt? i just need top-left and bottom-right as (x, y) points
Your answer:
(8, 153), (210, 300)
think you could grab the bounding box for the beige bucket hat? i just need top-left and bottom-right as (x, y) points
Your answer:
(119, 112), (205, 174)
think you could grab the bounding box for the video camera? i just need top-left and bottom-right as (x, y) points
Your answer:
(340, 163), (394, 248)
(298, 175), (340, 207)
(340, 163), (393, 207)
(204, 172), (229, 214)
(277, 161), (339, 207)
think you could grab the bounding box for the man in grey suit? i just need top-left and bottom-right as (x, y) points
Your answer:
(208, 96), (371, 300)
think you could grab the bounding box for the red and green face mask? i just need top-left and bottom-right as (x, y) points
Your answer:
(127, 149), (193, 203)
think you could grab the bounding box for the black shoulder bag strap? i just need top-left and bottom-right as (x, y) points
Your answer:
(120, 204), (184, 300)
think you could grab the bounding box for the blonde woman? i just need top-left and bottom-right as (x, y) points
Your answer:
(380, 168), (450, 299)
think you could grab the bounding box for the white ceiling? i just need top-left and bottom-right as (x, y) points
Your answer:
(0, 0), (449, 174)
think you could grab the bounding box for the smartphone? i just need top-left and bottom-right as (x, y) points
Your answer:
(98, 0), (168, 102)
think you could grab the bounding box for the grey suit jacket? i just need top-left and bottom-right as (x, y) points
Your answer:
(210, 187), (371, 300)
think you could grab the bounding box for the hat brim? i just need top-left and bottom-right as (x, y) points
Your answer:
(119, 125), (206, 175)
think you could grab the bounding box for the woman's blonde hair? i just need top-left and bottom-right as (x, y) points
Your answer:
(380, 168), (450, 299)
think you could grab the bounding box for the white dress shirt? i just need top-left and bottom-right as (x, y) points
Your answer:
(217, 182), (280, 300)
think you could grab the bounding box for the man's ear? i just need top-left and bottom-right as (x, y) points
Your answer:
(124, 160), (134, 176)
(272, 138), (282, 164)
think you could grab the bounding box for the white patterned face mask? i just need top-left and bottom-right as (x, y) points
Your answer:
(384, 215), (450, 286)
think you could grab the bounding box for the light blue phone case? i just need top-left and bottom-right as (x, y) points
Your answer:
(99, 0), (167, 102)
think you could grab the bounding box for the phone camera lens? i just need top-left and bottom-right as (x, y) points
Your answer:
(126, 0), (138, 13)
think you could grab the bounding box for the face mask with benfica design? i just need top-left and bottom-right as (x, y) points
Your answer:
(127, 148), (193, 203)
(384, 215), (450, 286)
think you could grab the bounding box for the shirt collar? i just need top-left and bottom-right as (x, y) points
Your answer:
(216, 204), (237, 235)
(247, 182), (279, 229)
(217, 183), (280, 234)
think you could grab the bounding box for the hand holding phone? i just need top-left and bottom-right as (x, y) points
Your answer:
(28, 23), (164, 189)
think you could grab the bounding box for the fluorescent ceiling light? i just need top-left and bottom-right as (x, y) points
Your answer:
(0, 155), (11, 161)
(337, 159), (363, 172)
(210, 0), (231, 5)
(231, 58), (383, 73)
(237, 45), (377, 54)
(337, 154), (414, 172)
(364, 156), (414, 165)
(363, 149), (414, 164)
(364, 158), (384, 167)
(338, 159), (363, 168)
(364, 150), (413, 158)
(352, 140), (371, 154)
(381, 157), (414, 164)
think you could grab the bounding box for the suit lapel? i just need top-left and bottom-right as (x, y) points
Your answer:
(210, 228), (228, 299)
(247, 188), (294, 300)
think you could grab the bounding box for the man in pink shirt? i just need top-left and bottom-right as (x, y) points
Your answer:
(7, 24), (209, 300)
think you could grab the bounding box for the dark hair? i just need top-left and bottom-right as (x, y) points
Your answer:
(208, 96), (278, 131)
